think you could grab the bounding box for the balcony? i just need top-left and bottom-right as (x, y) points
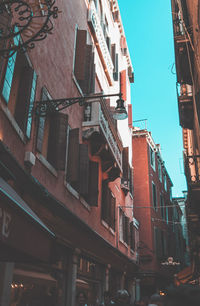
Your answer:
(177, 83), (193, 129)
(82, 99), (123, 179)
(173, 20), (193, 85)
(88, 1), (114, 85)
(184, 155), (200, 211)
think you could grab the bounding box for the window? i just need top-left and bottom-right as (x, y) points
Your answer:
(1, 48), (37, 138)
(165, 205), (169, 224)
(152, 182), (157, 210)
(164, 173), (167, 191)
(160, 194), (165, 219)
(111, 44), (118, 81)
(73, 28), (95, 94)
(36, 87), (68, 170)
(119, 209), (130, 245)
(130, 221), (135, 251)
(66, 128), (99, 205)
(150, 146), (155, 169)
(101, 180), (115, 230)
(158, 160), (162, 182)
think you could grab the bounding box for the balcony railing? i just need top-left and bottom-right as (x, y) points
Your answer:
(82, 100), (123, 171)
(88, 1), (114, 85)
(185, 155), (200, 185)
(177, 83), (193, 129)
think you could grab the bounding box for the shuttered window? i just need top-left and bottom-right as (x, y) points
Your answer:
(74, 29), (95, 94)
(152, 182), (157, 210)
(122, 147), (129, 182)
(87, 161), (99, 206)
(124, 215), (130, 245)
(130, 221), (135, 251)
(47, 112), (68, 170)
(120, 70), (127, 101)
(79, 144), (89, 196)
(14, 65), (37, 135)
(1, 47), (37, 138)
(111, 44), (118, 81)
(36, 88), (68, 170)
(101, 180), (116, 230)
(128, 104), (132, 128)
(66, 128), (80, 188)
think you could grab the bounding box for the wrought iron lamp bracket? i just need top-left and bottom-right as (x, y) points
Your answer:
(34, 93), (123, 117)
(0, 0), (59, 58)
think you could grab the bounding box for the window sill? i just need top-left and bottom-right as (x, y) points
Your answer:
(101, 220), (115, 236)
(119, 239), (128, 248)
(64, 181), (91, 211)
(0, 102), (26, 143)
(36, 153), (58, 177)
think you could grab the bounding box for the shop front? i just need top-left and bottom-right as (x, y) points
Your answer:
(0, 177), (57, 306)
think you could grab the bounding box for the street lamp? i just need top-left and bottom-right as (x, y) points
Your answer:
(34, 92), (128, 120)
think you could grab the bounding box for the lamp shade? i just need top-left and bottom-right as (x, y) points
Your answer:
(113, 97), (128, 120)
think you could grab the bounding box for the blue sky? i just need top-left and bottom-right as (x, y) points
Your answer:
(117, 0), (187, 197)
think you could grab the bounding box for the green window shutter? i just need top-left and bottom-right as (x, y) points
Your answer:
(47, 112), (68, 170)
(79, 144), (89, 196)
(26, 71), (37, 138)
(87, 161), (99, 206)
(66, 128), (80, 188)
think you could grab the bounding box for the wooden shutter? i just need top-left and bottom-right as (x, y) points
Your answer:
(124, 216), (130, 245)
(66, 128), (79, 187)
(129, 166), (133, 195)
(47, 113), (68, 170)
(74, 29), (87, 81)
(120, 70), (127, 101)
(110, 194), (116, 230)
(122, 213), (126, 242)
(101, 180), (108, 221)
(14, 65), (34, 132)
(89, 52), (95, 94)
(130, 221), (135, 251)
(122, 147), (129, 180)
(79, 144), (89, 195)
(128, 104), (132, 128)
(88, 161), (99, 206)
(83, 44), (93, 94)
(111, 44), (116, 68)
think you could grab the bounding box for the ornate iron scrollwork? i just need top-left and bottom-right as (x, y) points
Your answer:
(0, 0), (59, 58)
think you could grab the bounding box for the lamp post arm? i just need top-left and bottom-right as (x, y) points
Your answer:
(35, 93), (121, 117)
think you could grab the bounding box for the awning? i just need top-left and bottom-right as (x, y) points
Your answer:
(0, 177), (55, 262)
(174, 263), (195, 285)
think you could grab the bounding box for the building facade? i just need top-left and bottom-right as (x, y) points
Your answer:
(132, 128), (183, 296)
(171, 0), (200, 282)
(0, 0), (139, 305)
